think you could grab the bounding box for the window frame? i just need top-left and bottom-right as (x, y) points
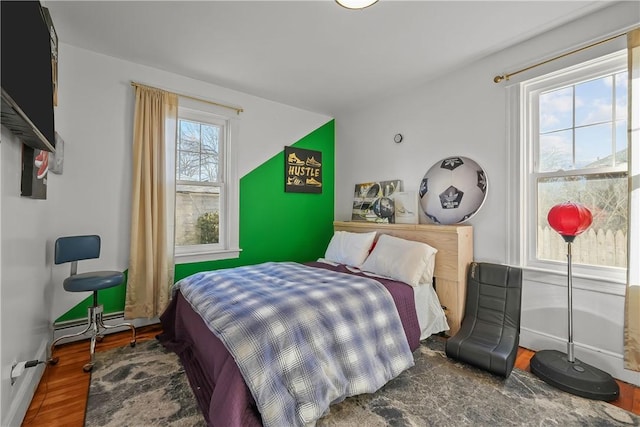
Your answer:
(510, 49), (628, 285)
(173, 104), (240, 263)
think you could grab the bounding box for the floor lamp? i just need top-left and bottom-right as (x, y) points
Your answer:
(530, 201), (619, 401)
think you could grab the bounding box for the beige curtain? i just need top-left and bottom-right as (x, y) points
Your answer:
(625, 28), (640, 371)
(125, 85), (178, 319)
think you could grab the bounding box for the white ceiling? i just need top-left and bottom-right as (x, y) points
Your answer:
(44, 1), (614, 116)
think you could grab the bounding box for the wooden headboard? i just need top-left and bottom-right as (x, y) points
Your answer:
(333, 221), (473, 336)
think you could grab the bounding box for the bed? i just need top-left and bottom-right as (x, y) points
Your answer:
(158, 221), (473, 427)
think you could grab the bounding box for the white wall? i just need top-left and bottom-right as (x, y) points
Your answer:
(335, 1), (639, 386)
(0, 129), (52, 427)
(0, 42), (330, 425)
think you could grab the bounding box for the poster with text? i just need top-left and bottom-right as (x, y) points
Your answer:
(285, 146), (322, 194)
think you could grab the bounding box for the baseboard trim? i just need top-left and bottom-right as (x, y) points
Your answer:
(53, 313), (159, 343)
(3, 339), (48, 427)
(520, 327), (640, 387)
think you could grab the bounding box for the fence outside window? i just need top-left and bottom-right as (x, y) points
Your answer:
(538, 225), (627, 268)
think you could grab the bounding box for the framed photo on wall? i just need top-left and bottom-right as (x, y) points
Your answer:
(284, 146), (322, 194)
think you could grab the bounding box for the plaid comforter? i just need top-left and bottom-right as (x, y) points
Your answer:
(173, 261), (414, 427)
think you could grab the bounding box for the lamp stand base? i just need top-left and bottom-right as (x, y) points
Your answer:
(530, 349), (619, 401)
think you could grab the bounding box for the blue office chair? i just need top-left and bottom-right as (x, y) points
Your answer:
(48, 235), (136, 372)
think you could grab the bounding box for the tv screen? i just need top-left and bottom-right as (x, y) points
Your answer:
(1, 1), (55, 151)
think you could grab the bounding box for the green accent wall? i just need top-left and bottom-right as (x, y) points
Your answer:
(176, 119), (335, 280)
(56, 120), (335, 322)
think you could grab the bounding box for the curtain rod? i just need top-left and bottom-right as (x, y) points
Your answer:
(493, 31), (629, 83)
(130, 81), (244, 114)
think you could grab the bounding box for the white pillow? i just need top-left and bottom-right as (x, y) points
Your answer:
(360, 234), (437, 287)
(324, 231), (376, 267)
(420, 248), (437, 285)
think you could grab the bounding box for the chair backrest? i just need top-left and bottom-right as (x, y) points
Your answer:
(465, 262), (522, 334)
(55, 235), (101, 265)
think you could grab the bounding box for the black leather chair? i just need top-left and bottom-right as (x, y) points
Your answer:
(445, 262), (522, 378)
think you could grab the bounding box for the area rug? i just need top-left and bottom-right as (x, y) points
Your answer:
(85, 339), (204, 426)
(86, 337), (640, 426)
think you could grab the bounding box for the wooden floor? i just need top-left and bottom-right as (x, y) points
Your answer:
(22, 323), (163, 427)
(23, 325), (640, 426)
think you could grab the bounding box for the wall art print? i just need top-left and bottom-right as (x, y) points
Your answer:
(352, 180), (402, 223)
(21, 144), (48, 199)
(392, 191), (419, 224)
(284, 146), (322, 193)
(50, 132), (64, 174)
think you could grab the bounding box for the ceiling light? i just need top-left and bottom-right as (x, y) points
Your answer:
(335, 0), (378, 10)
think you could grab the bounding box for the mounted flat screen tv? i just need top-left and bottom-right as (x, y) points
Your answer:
(1, 1), (56, 151)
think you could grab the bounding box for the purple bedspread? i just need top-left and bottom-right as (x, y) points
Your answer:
(158, 262), (420, 427)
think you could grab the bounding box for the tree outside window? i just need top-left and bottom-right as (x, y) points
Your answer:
(526, 55), (628, 269)
(175, 116), (224, 247)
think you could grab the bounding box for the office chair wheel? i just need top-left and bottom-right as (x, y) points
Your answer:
(130, 340), (136, 348)
(83, 363), (94, 373)
(48, 357), (59, 366)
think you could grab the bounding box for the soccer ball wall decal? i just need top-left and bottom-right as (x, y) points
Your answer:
(419, 156), (488, 224)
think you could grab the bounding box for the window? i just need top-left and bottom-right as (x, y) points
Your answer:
(519, 51), (628, 279)
(173, 105), (239, 262)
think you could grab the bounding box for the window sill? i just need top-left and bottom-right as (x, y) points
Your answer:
(175, 248), (242, 264)
(521, 265), (627, 297)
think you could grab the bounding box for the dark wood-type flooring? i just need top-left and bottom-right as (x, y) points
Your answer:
(22, 324), (640, 426)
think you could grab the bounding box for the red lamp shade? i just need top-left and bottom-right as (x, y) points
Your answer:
(547, 202), (593, 238)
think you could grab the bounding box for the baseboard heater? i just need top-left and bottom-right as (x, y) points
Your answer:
(53, 311), (125, 331)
